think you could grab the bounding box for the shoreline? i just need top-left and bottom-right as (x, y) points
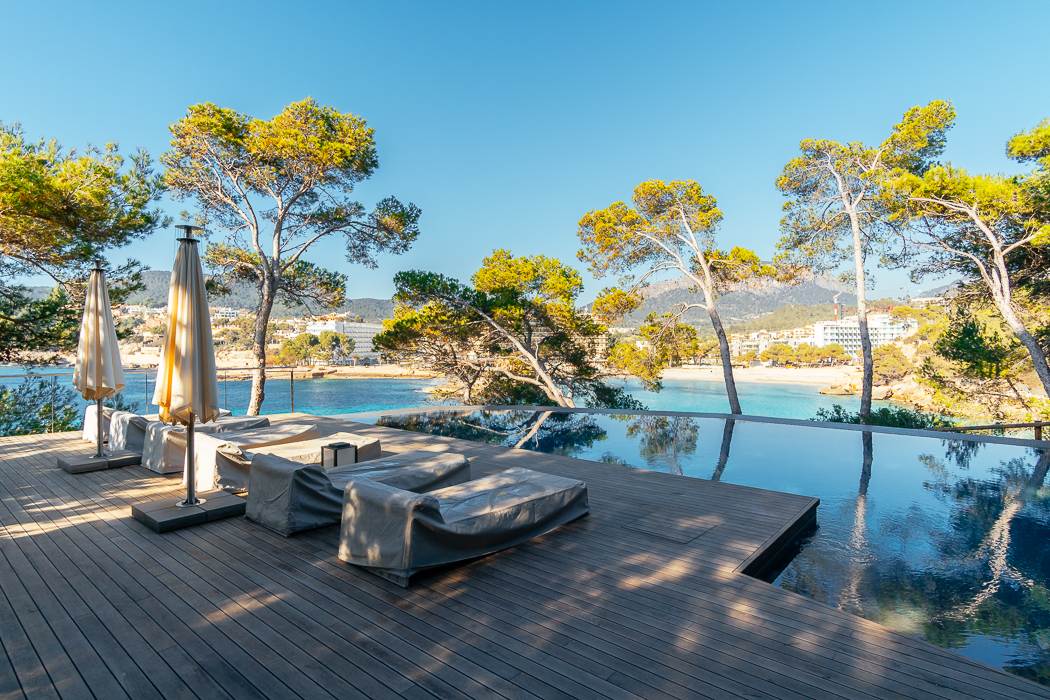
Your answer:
(661, 365), (860, 387)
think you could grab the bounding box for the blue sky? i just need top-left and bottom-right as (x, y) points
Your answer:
(2, 1), (1048, 300)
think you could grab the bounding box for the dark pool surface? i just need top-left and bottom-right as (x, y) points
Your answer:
(361, 408), (1050, 685)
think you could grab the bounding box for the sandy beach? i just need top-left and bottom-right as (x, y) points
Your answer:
(661, 365), (861, 387)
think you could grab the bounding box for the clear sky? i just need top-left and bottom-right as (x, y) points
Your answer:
(2, 0), (1048, 300)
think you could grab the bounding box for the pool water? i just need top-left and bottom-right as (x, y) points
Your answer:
(363, 408), (1050, 685)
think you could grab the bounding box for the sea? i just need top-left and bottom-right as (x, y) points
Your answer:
(0, 367), (878, 420)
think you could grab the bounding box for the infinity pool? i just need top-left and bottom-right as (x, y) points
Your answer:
(361, 408), (1050, 685)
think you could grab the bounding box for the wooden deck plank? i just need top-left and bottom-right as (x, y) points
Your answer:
(0, 420), (1046, 700)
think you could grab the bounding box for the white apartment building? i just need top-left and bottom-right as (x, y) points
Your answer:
(812, 313), (917, 354)
(304, 319), (385, 360)
(210, 306), (241, 322)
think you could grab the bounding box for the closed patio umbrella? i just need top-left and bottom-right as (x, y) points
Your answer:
(73, 260), (125, 458)
(152, 226), (220, 507)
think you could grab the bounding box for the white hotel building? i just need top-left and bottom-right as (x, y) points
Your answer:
(729, 312), (917, 358)
(811, 313), (918, 355)
(304, 319), (385, 361)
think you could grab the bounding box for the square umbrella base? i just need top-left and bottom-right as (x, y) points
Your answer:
(131, 491), (246, 533)
(57, 449), (141, 474)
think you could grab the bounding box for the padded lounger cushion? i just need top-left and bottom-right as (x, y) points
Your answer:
(201, 429), (376, 492)
(190, 422), (322, 491)
(142, 415), (271, 474)
(338, 466), (589, 586)
(246, 450), (470, 536)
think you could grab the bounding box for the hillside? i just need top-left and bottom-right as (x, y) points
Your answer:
(622, 275), (856, 326)
(123, 270), (395, 321)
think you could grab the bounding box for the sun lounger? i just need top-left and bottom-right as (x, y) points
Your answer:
(338, 466), (589, 586)
(189, 422), (324, 491)
(142, 414), (271, 474)
(247, 450), (471, 536)
(108, 408), (234, 457)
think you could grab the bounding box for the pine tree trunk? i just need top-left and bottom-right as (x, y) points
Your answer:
(996, 297), (1050, 400)
(849, 216), (873, 423)
(707, 303), (742, 415)
(246, 275), (276, 416)
(710, 418), (736, 481)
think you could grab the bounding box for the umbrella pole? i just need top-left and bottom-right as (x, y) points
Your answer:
(177, 412), (204, 507)
(95, 398), (104, 458)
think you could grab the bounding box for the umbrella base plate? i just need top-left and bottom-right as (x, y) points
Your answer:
(175, 498), (206, 508)
(131, 491), (245, 533)
(58, 449), (141, 474)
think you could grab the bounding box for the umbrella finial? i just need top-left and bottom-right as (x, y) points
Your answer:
(175, 224), (203, 242)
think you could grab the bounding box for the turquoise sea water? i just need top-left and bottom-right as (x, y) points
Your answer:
(0, 369), (881, 420)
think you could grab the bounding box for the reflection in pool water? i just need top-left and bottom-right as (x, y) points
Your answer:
(368, 408), (1050, 685)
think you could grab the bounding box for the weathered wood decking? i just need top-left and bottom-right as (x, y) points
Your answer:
(0, 415), (1047, 699)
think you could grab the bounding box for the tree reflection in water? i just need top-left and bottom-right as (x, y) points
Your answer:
(625, 415), (699, 475)
(377, 409), (608, 454)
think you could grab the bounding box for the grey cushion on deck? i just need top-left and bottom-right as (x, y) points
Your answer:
(338, 466), (589, 586)
(142, 415), (271, 474)
(246, 450), (470, 536)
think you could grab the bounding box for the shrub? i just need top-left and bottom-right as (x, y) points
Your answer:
(872, 344), (911, 384)
(814, 404), (953, 430)
(0, 377), (79, 436)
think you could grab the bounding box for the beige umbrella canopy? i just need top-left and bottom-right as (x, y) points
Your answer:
(152, 227), (220, 506)
(73, 261), (125, 457)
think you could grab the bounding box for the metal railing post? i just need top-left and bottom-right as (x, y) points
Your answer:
(289, 370), (295, 412)
(49, 376), (56, 433)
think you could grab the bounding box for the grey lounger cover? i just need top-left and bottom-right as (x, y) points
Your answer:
(142, 414), (271, 474)
(247, 450), (470, 536)
(189, 422), (323, 491)
(338, 466), (589, 586)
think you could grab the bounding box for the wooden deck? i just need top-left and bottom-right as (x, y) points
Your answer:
(1, 414), (1047, 699)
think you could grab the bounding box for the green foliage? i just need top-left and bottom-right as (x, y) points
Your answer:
(215, 315), (278, 351)
(872, 344), (912, 384)
(0, 377), (80, 437)
(760, 343), (797, 366)
(776, 100), (954, 273)
(163, 98), (420, 412)
(880, 110), (1050, 400)
(720, 303), (842, 336)
(607, 314), (700, 391)
(0, 123), (164, 361)
(757, 341), (850, 367)
(379, 250), (626, 408)
(795, 342), (850, 366)
(733, 350), (757, 366)
(814, 404), (952, 430)
(579, 179), (775, 414)
(275, 331), (354, 365)
(934, 309), (1013, 380)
